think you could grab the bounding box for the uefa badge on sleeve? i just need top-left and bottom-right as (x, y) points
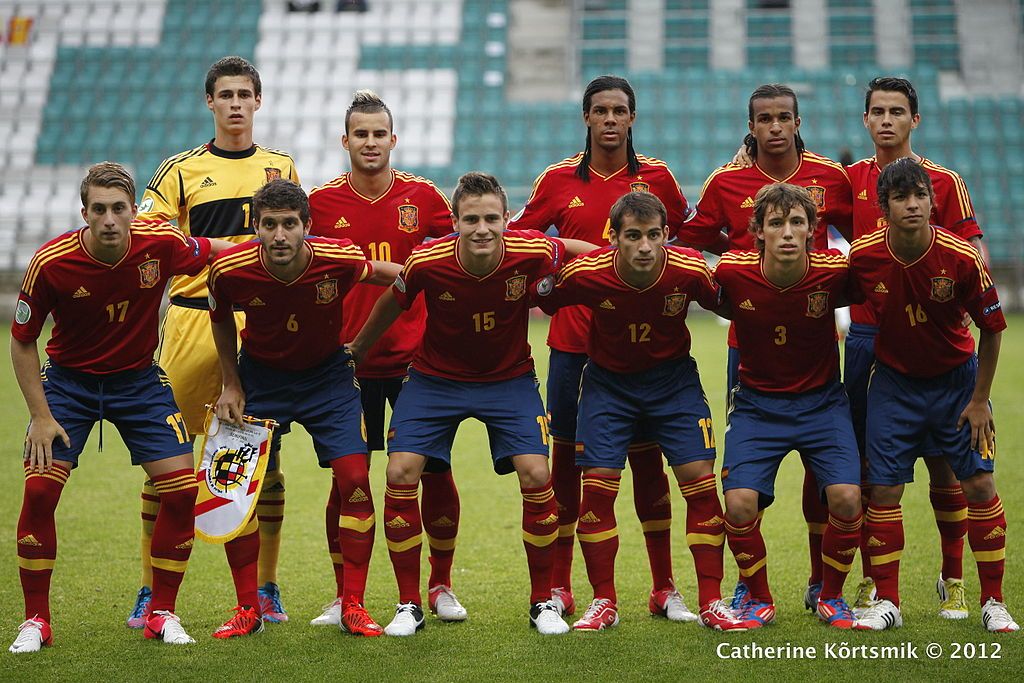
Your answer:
(194, 409), (278, 543)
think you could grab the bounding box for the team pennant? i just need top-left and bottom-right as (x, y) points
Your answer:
(194, 410), (278, 544)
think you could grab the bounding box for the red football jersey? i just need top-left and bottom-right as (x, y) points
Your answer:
(309, 170), (453, 378)
(393, 230), (564, 382)
(539, 246), (718, 374)
(208, 237), (372, 372)
(509, 153), (689, 354)
(846, 156), (982, 326)
(12, 222), (211, 374)
(847, 226), (1006, 378)
(679, 150), (853, 349)
(679, 150), (853, 252)
(715, 249), (848, 392)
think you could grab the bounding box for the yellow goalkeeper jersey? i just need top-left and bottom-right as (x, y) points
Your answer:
(138, 141), (300, 303)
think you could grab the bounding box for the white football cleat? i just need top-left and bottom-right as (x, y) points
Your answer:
(429, 585), (468, 622)
(310, 598), (343, 626)
(529, 600), (570, 635)
(936, 574), (969, 620)
(854, 599), (902, 630)
(144, 610), (195, 645)
(9, 617), (51, 653)
(649, 581), (698, 622)
(384, 603), (425, 637)
(851, 577), (877, 618)
(982, 598), (1020, 633)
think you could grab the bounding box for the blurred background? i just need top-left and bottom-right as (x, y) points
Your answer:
(0, 0), (1021, 303)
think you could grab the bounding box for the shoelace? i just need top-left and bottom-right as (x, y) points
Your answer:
(583, 599), (611, 620)
(822, 598), (854, 621)
(395, 603), (420, 616)
(344, 604), (378, 629)
(13, 620), (43, 647)
(219, 607), (256, 632)
(320, 598), (343, 612)
(944, 581), (966, 606)
(154, 611), (189, 638)
(129, 589), (152, 618)
(985, 600), (1012, 620)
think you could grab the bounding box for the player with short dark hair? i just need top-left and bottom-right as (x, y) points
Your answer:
(9, 162), (231, 653)
(128, 55), (300, 627)
(679, 83), (854, 613)
(846, 76), (986, 619)
(349, 172), (595, 637)
(847, 159), (1016, 633)
(208, 179), (401, 638)
(510, 75), (695, 622)
(714, 183), (862, 630)
(308, 90), (466, 627)
(535, 191), (745, 632)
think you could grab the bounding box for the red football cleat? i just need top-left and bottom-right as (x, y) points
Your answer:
(212, 605), (264, 639)
(340, 602), (384, 637)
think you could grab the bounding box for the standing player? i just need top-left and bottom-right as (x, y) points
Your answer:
(845, 77), (985, 618)
(510, 75), (694, 621)
(848, 158), (1016, 633)
(129, 56), (300, 627)
(715, 183), (863, 630)
(348, 173), (594, 637)
(308, 91), (465, 626)
(535, 192), (746, 632)
(209, 179), (400, 637)
(9, 162), (231, 652)
(678, 83), (854, 611)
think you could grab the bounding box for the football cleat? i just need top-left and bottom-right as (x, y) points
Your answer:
(9, 617), (52, 654)
(737, 600), (776, 629)
(649, 581), (698, 622)
(698, 600), (747, 631)
(257, 582), (288, 623)
(126, 585), (152, 629)
(144, 610), (195, 645)
(550, 586), (576, 617)
(854, 598), (902, 630)
(803, 582), (822, 612)
(936, 574), (969, 620)
(529, 600), (570, 635)
(212, 605), (264, 639)
(340, 602), (383, 637)
(729, 581), (750, 612)
(572, 598), (619, 632)
(310, 598), (343, 626)
(384, 602), (425, 636)
(816, 597), (857, 629)
(852, 577), (876, 618)
(429, 585), (468, 622)
(981, 598), (1020, 633)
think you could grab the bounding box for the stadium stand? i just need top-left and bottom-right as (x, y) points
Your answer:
(0, 0), (1021, 276)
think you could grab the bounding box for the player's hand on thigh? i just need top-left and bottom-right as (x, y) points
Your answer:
(24, 416), (70, 474)
(957, 397), (995, 455)
(215, 385), (247, 426)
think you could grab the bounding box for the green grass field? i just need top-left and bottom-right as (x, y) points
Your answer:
(1, 314), (1022, 681)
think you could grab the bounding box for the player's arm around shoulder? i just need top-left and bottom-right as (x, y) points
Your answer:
(362, 260), (402, 286)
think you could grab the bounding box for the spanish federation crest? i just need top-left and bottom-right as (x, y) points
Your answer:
(630, 181), (650, 193)
(930, 276), (955, 303)
(138, 259), (160, 288)
(398, 204), (419, 233)
(805, 184), (826, 210)
(265, 167), (282, 182)
(806, 290), (829, 318)
(316, 278), (339, 304)
(663, 293), (687, 316)
(208, 443), (259, 495)
(505, 274), (528, 301)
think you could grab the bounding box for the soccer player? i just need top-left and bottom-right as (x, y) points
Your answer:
(848, 158), (1017, 633)
(130, 56), (300, 626)
(307, 90), (465, 626)
(208, 179), (400, 637)
(509, 75), (695, 621)
(678, 83), (854, 612)
(348, 172), (594, 637)
(714, 183), (863, 630)
(534, 191), (746, 632)
(9, 162), (231, 652)
(845, 77), (985, 618)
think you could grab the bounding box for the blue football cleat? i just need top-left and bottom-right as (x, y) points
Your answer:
(258, 582), (288, 623)
(126, 586), (152, 629)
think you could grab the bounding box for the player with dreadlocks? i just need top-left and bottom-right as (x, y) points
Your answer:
(509, 75), (720, 627)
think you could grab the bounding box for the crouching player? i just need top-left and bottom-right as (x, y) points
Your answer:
(535, 191), (746, 632)
(848, 158), (1017, 632)
(10, 162), (232, 652)
(349, 172), (595, 636)
(714, 183), (863, 630)
(208, 179), (400, 637)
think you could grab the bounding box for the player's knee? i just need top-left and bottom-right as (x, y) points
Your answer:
(514, 456), (551, 489)
(869, 484), (904, 506)
(923, 456), (959, 485)
(723, 491), (759, 526)
(385, 453), (425, 485)
(825, 484), (861, 518)
(960, 472), (996, 504)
